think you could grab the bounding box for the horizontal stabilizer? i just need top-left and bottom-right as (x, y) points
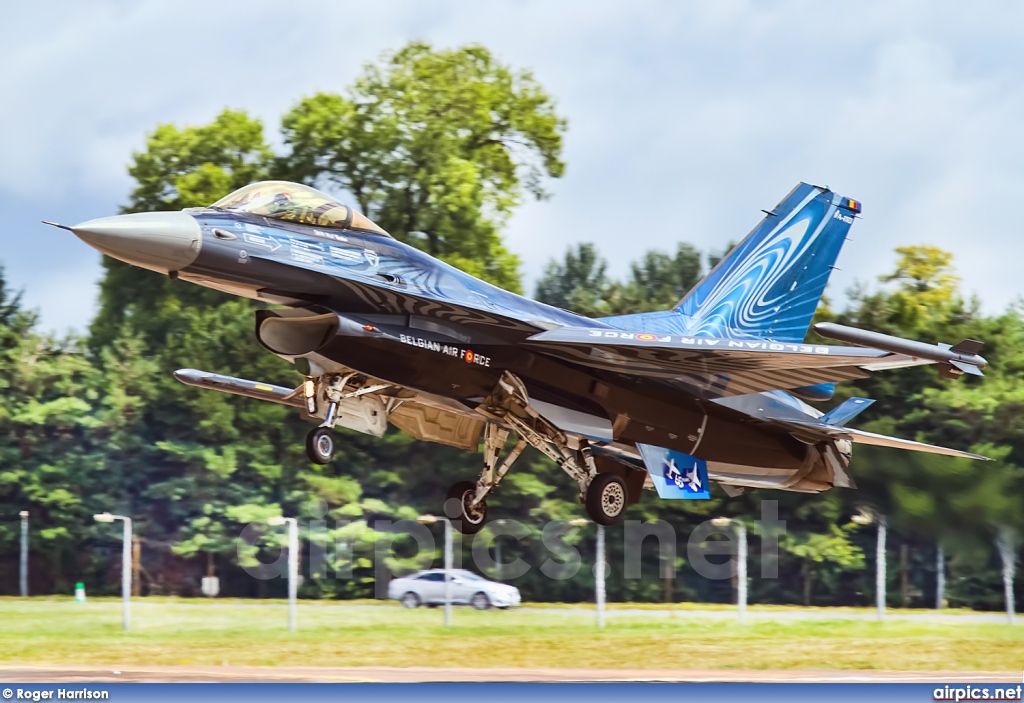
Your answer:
(820, 397), (875, 427)
(778, 418), (989, 460)
(636, 444), (711, 499)
(173, 368), (302, 407)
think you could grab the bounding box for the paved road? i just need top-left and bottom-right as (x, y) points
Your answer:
(1, 665), (1020, 683)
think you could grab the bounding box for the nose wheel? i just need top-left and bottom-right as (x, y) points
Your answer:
(306, 426), (335, 464)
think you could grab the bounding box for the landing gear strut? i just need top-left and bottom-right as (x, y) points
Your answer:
(447, 372), (628, 531)
(446, 423), (524, 534)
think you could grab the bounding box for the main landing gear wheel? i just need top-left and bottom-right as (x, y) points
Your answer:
(586, 473), (627, 525)
(306, 427), (335, 465)
(446, 480), (488, 535)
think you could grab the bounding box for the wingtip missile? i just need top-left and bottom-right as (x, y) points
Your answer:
(173, 368), (303, 406)
(812, 322), (987, 379)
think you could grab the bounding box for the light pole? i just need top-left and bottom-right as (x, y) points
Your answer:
(268, 516), (299, 632)
(93, 512), (132, 631)
(712, 517), (747, 624)
(493, 519), (507, 582)
(418, 515), (453, 627)
(853, 510), (885, 620)
(571, 518), (605, 628)
(19, 511), (28, 597)
(996, 527), (1016, 626)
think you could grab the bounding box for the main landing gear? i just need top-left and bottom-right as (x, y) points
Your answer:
(585, 472), (628, 525)
(445, 372), (630, 533)
(444, 422), (525, 534)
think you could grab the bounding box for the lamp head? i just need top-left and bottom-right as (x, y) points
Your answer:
(851, 511), (874, 526)
(19, 511), (28, 518)
(417, 515), (438, 525)
(568, 518), (588, 527)
(710, 517), (733, 527)
(267, 516), (287, 527)
(93, 513), (115, 523)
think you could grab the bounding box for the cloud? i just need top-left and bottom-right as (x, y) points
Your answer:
(3, 0), (1024, 331)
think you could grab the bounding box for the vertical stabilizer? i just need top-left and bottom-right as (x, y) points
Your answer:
(601, 183), (860, 342)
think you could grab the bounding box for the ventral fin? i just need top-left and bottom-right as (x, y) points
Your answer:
(636, 444), (711, 500)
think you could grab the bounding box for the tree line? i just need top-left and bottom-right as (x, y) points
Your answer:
(0, 41), (1019, 610)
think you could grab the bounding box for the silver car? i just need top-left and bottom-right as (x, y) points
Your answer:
(387, 569), (521, 610)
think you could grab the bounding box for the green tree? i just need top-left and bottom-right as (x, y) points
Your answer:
(68, 41), (572, 596)
(0, 269), (103, 592)
(782, 523), (865, 605)
(534, 243), (613, 316)
(92, 110), (275, 351)
(280, 42), (567, 292)
(125, 109), (275, 213)
(535, 242), (704, 316)
(817, 245), (1023, 608)
(611, 243), (703, 314)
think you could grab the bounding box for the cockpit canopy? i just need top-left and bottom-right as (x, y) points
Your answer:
(210, 181), (390, 236)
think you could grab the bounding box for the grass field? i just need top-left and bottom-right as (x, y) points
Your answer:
(0, 598), (1020, 672)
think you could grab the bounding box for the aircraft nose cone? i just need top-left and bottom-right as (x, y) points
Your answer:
(71, 211), (202, 274)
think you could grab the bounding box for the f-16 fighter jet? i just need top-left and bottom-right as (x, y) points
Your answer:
(50, 181), (989, 531)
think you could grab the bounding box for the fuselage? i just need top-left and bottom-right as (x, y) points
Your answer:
(67, 203), (837, 492)
(63, 179), (990, 497)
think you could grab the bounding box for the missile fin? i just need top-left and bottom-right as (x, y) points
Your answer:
(949, 359), (984, 376)
(950, 339), (984, 356)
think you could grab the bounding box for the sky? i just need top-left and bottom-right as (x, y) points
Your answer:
(4, 0), (1024, 333)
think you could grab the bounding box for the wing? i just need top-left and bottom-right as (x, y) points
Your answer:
(525, 327), (932, 397)
(174, 368), (485, 451)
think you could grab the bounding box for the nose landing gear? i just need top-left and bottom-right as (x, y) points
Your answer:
(301, 372), (392, 464)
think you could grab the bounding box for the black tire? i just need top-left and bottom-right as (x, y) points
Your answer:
(585, 473), (628, 525)
(445, 480), (487, 535)
(400, 591), (420, 609)
(306, 427), (335, 465)
(471, 592), (491, 610)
